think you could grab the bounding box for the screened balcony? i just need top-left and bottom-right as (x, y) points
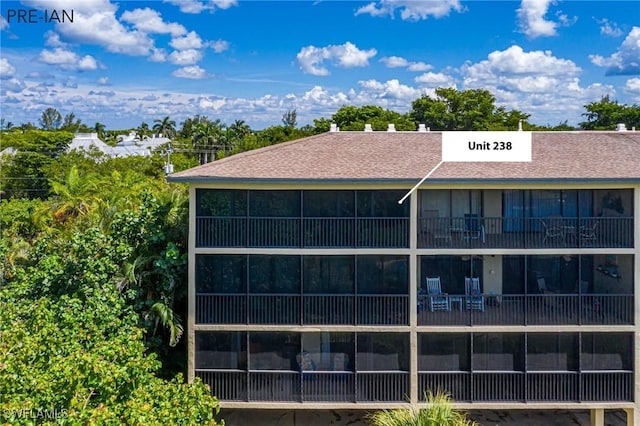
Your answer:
(196, 254), (409, 325)
(418, 189), (633, 249)
(195, 332), (409, 403)
(196, 189), (410, 248)
(417, 332), (633, 403)
(418, 254), (634, 326)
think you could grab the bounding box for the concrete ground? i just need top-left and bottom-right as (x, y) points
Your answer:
(218, 408), (628, 426)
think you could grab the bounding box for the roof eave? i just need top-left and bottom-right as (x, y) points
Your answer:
(166, 176), (640, 185)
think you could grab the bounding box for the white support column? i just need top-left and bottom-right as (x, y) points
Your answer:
(624, 407), (638, 426)
(634, 187), (640, 416)
(409, 189), (419, 405)
(187, 184), (196, 383)
(590, 409), (604, 426)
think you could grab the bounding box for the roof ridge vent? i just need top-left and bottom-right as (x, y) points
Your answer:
(616, 123), (627, 131)
(387, 123), (396, 132)
(418, 124), (427, 132)
(364, 124), (373, 132)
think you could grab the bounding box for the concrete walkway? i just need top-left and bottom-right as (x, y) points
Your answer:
(218, 409), (628, 426)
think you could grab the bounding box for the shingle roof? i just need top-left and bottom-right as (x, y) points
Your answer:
(168, 131), (640, 183)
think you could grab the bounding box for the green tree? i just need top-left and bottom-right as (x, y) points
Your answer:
(229, 119), (251, 139)
(580, 95), (640, 130)
(93, 121), (106, 139)
(368, 392), (477, 426)
(329, 105), (416, 131)
(39, 107), (63, 130)
(0, 118), (14, 130)
(61, 112), (84, 133)
(0, 227), (222, 425)
(410, 88), (530, 130)
(136, 121), (150, 138)
(153, 116), (177, 138)
(282, 109), (297, 129)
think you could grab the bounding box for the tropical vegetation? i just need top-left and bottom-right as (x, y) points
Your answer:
(368, 392), (478, 426)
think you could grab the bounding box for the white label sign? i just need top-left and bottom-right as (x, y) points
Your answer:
(442, 131), (532, 162)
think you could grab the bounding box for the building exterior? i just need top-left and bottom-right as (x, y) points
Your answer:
(68, 132), (170, 157)
(168, 129), (640, 425)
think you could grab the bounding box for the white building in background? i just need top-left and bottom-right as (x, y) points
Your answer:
(69, 132), (171, 157)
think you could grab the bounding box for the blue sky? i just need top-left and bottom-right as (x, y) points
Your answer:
(1, 0), (639, 130)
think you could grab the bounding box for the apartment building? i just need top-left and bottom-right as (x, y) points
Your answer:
(168, 129), (640, 425)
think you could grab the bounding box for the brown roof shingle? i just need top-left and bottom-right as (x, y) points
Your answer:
(168, 131), (640, 183)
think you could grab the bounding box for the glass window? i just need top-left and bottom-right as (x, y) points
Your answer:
(196, 189), (247, 217)
(418, 334), (470, 371)
(301, 333), (355, 371)
(357, 255), (408, 294)
(581, 333), (632, 371)
(472, 333), (524, 371)
(527, 333), (578, 371)
(196, 332), (246, 369)
(303, 256), (354, 294)
(356, 190), (409, 217)
(196, 254), (246, 293)
(249, 190), (300, 217)
(249, 332), (300, 371)
(249, 255), (300, 293)
(303, 191), (355, 217)
(356, 333), (409, 371)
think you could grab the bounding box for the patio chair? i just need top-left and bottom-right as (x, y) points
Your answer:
(579, 221), (598, 247)
(464, 277), (485, 311)
(425, 277), (450, 312)
(463, 214), (485, 243)
(540, 219), (564, 244)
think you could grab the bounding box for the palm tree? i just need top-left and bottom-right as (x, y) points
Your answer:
(191, 121), (219, 164)
(229, 119), (251, 139)
(49, 166), (101, 224)
(136, 122), (150, 139)
(153, 116), (177, 139)
(368, 392), (478, 426)
(93, 122), (106, 139)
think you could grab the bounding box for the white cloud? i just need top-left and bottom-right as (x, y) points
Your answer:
(209, 39), (229, 53)
(24, 0), (155, 56)
(170, 31), (204, 50)
(358, 79), (422, 100)
(121, 7), (187, 36)
(0, 15), (8, 30)
(380, 56), (433, 72)
(589, 27), (640, 75)
(625, 78), (640, 93)
(464, 45), (580, 79)
(97, 77), (109, 85)
(459, 45), (615, 126)
(45, 31), (66, 47)
(168, 49), (203, 65)
(296, 42), (377, 76)
(38, 48), (100, 71)
(597, 18), (624, 37)
(172, 65), (207, 79)
(414, 72), (456, 86)
(380, 56), (409, 68)
(517, 0), (557, 38)
(408, 62), (432, 72)
(149, 48), (168, 62)
(0, 58), (16, 79)
(355, 0), (463, 21)
(78, 55), (99, 70)
(164, 0), (238, 14)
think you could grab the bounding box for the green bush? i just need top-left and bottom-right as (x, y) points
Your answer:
(368, 392), (477, 426)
